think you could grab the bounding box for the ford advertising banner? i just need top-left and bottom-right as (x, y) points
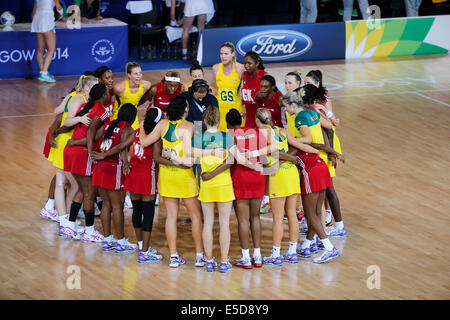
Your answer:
(197, 22), (346, 66)
(0, 19), (128, 79)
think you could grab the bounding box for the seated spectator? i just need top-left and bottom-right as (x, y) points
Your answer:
(74, 0), (102, 21)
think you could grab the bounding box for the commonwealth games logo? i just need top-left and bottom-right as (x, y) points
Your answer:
(91, 39), (115, 63)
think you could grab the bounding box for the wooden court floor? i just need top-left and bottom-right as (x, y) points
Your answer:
(0, 54), (449, 300)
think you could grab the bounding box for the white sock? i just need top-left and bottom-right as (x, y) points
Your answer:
(253, 248), (261, 258)
(301, 239), (311, 250)
(325, 210), (332, 223)
(335, 221), (344, 230)
(138, 241), (143, 250)
(171, 252), (179, 258)
(182, 49), (187, 55)
(313, 234), (319, 243)
(196, 252), (204, 259)
(272, 246), (280, 258)
(288, 242), (297, 255)
(45, 198), (55, 211)
(321, 238), (334, 251)
(41, 71), (48, 75)
(85, 225), (94, 233)
(241, 248), (250, 259)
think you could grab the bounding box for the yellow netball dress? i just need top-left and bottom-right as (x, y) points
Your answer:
(159, 120), (199, 198)
(295, 108), (335, 177)
(196, 131), (235, 203)
(111, 80), (144, 130)
(286, 111), (297, 136)
(48, 92), (86, 170)
(216, 63), (242, 132)
(266, 125), (300, 198)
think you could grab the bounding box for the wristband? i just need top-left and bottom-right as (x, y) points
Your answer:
(326, 111), (333, 119)
(57, 8), (63, 15)
(251, 150), (260, 158)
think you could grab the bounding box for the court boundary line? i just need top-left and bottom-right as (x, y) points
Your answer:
(412, 92), (450, 107)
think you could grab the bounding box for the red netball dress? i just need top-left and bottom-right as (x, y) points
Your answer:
(43, 126), (51, 159)
(230, 126), (266, 199)
(152, 81), (182, 112)
(241, 69), (267, 128)
(124, 129), (158, 195)
(256, 90), (283, 127)
(63, 101), (111, 176)
(92, 120), (131, 190)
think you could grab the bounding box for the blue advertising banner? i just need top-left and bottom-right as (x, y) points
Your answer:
(0, 18), (128, 79)
(197, 22), (346, 66)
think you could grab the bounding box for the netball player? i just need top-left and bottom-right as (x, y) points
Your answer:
(254, 108), (319, 265)
(240, 51), (266, 128)
(304, 70), (346, 234)
(62, 83), (111, 241)
(123, 107), (164, 262)
(283, 91), (340, 263)
(211, 42), (245, 132)
(139, 96), (205, 268)
(91, 103), (138, 252)
(138, 71), (183, 113)
(111, 62), (152, 130)
(184, 60), (205, 91)
(284, 71), (304, 221)
(48, 75), (97, 234)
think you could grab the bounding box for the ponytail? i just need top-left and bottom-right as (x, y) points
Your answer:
(75, 83), (107, 118)
(103, 103), (137, 140)
(103, 119), (120, 140)
(306, 70), (327, 103)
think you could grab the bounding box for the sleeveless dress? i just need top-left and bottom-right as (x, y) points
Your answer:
(266, 125), (300, 198)
(216, 62), (242, 132)
(111, 80), (144, 130)
(31, 0), (55, 33)
(159, 120), (199, 198)
(47, 92), (87, 170)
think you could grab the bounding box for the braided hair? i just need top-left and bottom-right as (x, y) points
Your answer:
(75, 83), (107, 118)
(103, 103), (136, 140)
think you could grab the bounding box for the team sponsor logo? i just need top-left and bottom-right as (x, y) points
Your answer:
(237, 30), (312, 61)
(91, 39), (114, 63)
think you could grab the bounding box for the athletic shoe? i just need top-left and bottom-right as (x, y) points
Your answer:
(115, 239), (137, 253)
(147, 251), (163, 261)
(219, 261), (232, 273)
(296, 209), (304, 221)
(262, 255), (282, 266)
(325, 220), (334, 228)
(138, 250), (151, 263)
(62, 226), (82, 240)
(310, 242), (318, 254)
(82, 228), (103, 243)
(147, 246), (158, 255)
(205, 257), (218, 272)
(252, 256), (263, 268)
(38, 73), (56, 83)
(317, 239), (325, 251)
(195, 254), (207, 267)
(297, 247), (311, 259)
(234, 257), (253, 269)
(260, 202), (270, 214)
(169, 255), (186, 268)
(102, 238), (117, 251)
(58, 225), (65, 237)
(39, 207), (56, 221)
(326, 226), (347, 238)
(313, 248), (340, 264)
(76, 225), (85, 235)
(281, 251), (298, 263)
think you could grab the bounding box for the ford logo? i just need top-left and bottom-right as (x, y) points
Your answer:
(236, 30), (312, 61)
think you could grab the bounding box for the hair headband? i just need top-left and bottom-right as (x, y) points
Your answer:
(152, 107), (163, 123)
(165, 76), (181, 83)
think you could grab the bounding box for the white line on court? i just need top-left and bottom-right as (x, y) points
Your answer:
(412, 92), (450, 107)
(0, 113), (54, 119)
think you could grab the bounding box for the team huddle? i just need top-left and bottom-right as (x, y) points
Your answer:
(40, 42), (347, 273)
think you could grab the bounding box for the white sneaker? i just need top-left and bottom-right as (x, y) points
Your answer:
(116, 238), (137, 253)
(62, 226), (82, 240)
(124, 193), (133, 209)
(82, 228), (104, 243)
